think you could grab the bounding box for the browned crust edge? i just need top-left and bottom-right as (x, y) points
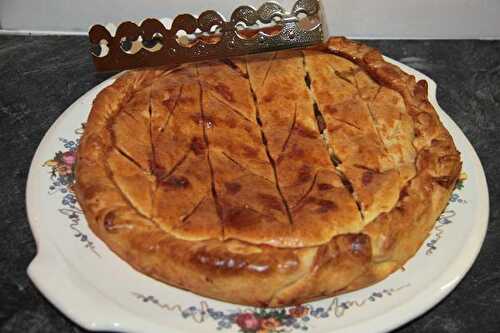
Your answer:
(74, 37), (461, 307)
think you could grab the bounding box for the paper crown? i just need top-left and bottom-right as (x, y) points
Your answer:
(89, 0), (326, 71)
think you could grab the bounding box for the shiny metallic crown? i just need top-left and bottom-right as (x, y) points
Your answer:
(89, 0), (326, 71)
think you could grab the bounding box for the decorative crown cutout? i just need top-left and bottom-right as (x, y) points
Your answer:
(89, 0), (326, 71)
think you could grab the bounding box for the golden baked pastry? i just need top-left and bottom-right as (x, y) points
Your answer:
(75, 37), (461, 307)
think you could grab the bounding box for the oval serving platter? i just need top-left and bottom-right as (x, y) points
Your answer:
(26, 57), (489, 333)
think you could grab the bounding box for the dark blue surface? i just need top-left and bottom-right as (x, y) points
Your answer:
(0, 35), (499, 332)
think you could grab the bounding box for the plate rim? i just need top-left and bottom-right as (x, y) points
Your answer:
(25, 58), (490, 333)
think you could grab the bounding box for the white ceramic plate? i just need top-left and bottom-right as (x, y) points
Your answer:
(26, 58), (489, 333)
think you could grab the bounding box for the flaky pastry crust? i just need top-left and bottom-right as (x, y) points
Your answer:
(74, 37), (461, 307)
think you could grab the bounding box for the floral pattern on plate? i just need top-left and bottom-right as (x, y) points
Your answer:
(43, 124), (100, 256)
(132, 284), (411, 332)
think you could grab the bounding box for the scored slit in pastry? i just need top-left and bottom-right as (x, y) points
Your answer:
(75, 37), (461, 307)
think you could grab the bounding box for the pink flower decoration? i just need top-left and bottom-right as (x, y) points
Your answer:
(235, 312), (261, 331)
(63, 151), (76, 166)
